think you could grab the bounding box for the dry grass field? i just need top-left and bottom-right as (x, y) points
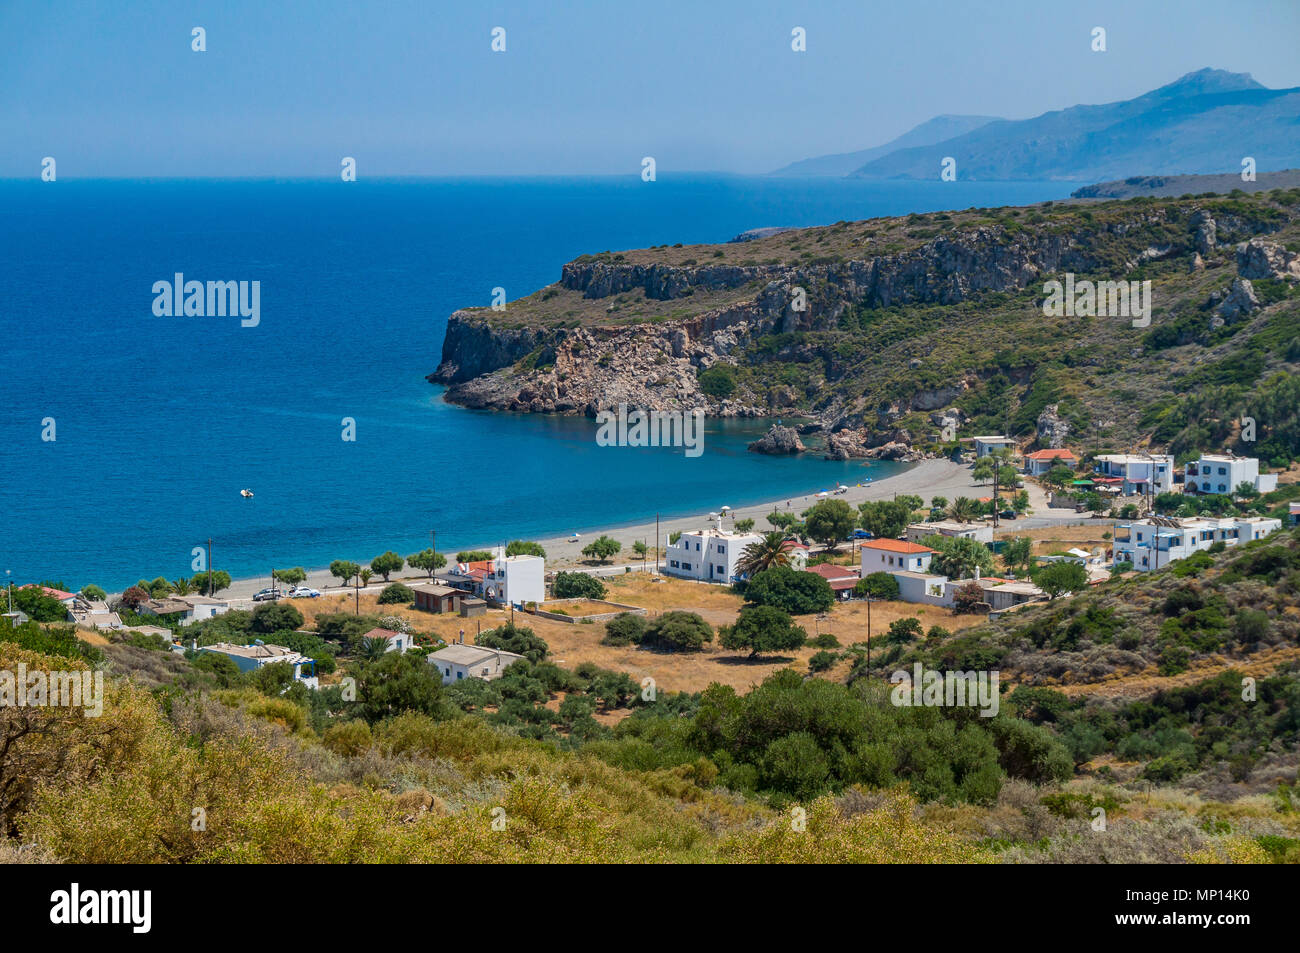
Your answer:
(292, 574), (987, 695)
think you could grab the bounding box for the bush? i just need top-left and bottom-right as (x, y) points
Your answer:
(808, 650), (838, 673)
(642, 611), (713, 652)
(377, 583), (415, 605)
(602, 612), (646, 646)
(249, 602), (303, 634)
(553, 572), (607, 600)
(698, 364), (736, 399)
(506, 540), (546, 558)
(478, 622), (549, 663)
(719, 605), (807, 658)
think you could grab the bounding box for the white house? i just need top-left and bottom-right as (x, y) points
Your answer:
(198, 641), (319, 689)
(359, 627), (415, 654)
(482, 554), (546, 606)
(781, 542), (810, 570)
(66, 597), (123, 631)
(427, 644), (526, 685)
(983, 581), (1048, 613)
(906, 520), (994, 545)
(1185, 454), (1278, 496)
(972, 436), (1016, 458)
(664, 524), (763, 584)
(138, 595), (230, 626)
(1094, 453), (1175, 495)
(1113, 515), (1282, 571)
(1023, 448), (1079, 476)
(860, 539), (935, 575)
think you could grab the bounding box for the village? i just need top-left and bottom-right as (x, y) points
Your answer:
(6, 439), (1293, 698)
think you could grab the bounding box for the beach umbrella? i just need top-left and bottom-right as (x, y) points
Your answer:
(816, 491), (829, 498)
(720, 505), (732, 512)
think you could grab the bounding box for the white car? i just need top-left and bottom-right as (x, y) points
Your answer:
(289, 587), (320, 599)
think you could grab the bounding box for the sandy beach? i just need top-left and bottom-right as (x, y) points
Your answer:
(214, 458), (987, 601)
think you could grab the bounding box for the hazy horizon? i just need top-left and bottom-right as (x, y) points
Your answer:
(3, 0), (1299, 178)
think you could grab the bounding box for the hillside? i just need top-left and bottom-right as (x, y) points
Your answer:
(771, 114), (1001, 177)
(432, 187), (1300, 464)
(847, 69), (1300, 181)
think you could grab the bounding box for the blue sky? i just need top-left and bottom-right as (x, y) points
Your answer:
(2, 0), (1298, 176)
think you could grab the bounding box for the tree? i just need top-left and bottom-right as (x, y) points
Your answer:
(506, 540), (547, 558)
(553, 572), (606, 599)
(972, 457), (995, 483)
(734, 518), (755, 533)
(191, 570), (231, 596)
(858, 499), (913, 539)
(250, 602), (303, 634)
(805, 499), (856, 550)
(478, 621), (549, 663)
(378, 582), (415, 605)
(1042, 465), (1075, 490)
(744, 565), (834, 614)
(925, 535), (996, 580)
(457, 550), (493, 563)
(632, 540), (647, 557)
(370, 551), (404, 582)
(952, 582), (987, 614)
(581, 535), (621, 562)
(407, 549), (446, 578)
(885, 617), (923, 645)
(1234, 481), (1260, 501)
(1033, 561), (1088, 600)
(146, 577), (173, 598)
(766, 511), (798, 531)
(720, 605), (807, 658)
(737, 531), (791, 577)
(358, 568), (373, 587)
(1001, 536), (1033, 574)
(930, 496), (948, 512)
(1011, 490), (1031, 514)
(697, 364), (736, 398)
(855, 572), (900, 600)
(79, 585), (107, 601)
(329, 560), (361, 586)
(996, 465), (1019, 488)
(120, 586), (150, 609)
(171, 577), (193, 596)
(945, 497), (980, 522)
(272, 567), (307, 587)
(642, 611), (713, 652)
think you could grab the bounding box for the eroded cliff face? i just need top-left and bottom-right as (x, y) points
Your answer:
(431, 220), (1109, 419)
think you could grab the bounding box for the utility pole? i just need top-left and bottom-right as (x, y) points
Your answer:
(354, 574), (360, 616)
(865, 593), (872, 676)
(655, 514), (660, 574)
(206, 539), (213, 597)
(992, 462), (1000, 529)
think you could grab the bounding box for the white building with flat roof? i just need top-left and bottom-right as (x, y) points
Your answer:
(665, 526), (763, 584)
(197, 641), (319, 689)
(427, 644), (526, 685)
(1185, 454), (1277, 496)
(1094, 453), (1175, 495)
(482, 554), (545, 606)
(906, 520), (994, 545)
(1113, 515), (1282, 571)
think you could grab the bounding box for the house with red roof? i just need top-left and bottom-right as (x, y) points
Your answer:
(805, 562), (860, 600)
(1024, 448), (1079, 476)
(859, 539), (935, 575)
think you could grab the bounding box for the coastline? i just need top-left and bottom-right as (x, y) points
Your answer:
(212, 457), (981, 601)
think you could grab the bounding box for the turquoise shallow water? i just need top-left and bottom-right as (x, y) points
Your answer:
(0, 175), (1071, 590)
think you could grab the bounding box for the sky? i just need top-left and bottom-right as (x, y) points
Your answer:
(2, 0), (1298, 177)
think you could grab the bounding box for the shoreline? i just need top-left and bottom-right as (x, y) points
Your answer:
(210, 457), (984, 601)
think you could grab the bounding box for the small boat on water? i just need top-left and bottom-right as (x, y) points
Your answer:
(240, 488), (254, 498)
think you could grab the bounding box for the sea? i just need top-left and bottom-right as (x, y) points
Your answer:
(0, 175), (1071, 591)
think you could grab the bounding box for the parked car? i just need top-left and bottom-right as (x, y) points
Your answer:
(290, 587), (320, 599)
(999, 509), (1018, 520)
(252, 587), (284, 601)
(852, 529), (873, 539)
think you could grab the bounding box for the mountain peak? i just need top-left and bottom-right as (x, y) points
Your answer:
(1152, 68), (1265, 97)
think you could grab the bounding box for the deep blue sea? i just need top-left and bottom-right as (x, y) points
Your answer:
(0, 175), (1072, 590)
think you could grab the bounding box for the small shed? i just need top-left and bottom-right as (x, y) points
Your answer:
(413, 584), (467, 614)
(459, 597), (487, 618)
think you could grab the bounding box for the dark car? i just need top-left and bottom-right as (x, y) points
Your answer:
(999, 509), (1018, 520)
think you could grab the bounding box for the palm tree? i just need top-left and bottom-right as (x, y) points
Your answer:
(357, 636), (390, 661)
(172, 577), (192, 595)
(946, 496), (979, 523)
(358, 568), (373, 587)
(737, 531), (791, 577)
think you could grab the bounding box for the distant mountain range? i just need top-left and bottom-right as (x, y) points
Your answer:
(771, 114), (1001, 176)
(772, 69), (1300, 182)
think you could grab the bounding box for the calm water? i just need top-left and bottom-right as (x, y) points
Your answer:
(0, 175), (1071, 590)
